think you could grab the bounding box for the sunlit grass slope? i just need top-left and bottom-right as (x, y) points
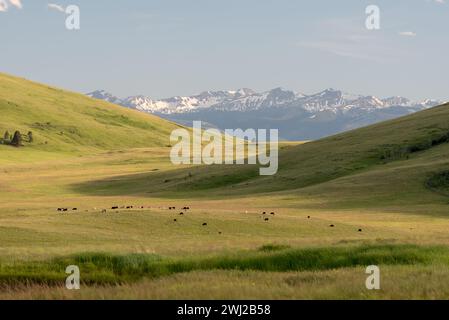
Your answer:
(75, 101), (449, 208)
(0, 72), (180, 160)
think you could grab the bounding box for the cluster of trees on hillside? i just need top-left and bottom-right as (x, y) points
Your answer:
(0, 130), (33, 147)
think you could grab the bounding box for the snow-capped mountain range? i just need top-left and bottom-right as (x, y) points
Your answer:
(87, 88), (444, 140)
(88, 88), (440, 115)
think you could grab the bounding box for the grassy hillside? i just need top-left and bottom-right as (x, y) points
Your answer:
(1, 73), (449, 299)
(76, 101), (449, 207)
(0, 73), (180, 161)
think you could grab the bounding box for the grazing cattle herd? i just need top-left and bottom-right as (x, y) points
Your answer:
(56, 206), (364, 233)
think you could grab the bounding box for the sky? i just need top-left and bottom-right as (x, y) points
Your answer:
(0, 0), (448, 100)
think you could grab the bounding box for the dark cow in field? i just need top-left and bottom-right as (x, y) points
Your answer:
(112, 206), (119, 210)
(202, 223), (208, 226)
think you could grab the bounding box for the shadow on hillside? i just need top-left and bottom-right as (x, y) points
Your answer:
(69, 162), (269, 199)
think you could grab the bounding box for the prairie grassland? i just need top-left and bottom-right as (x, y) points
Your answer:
(2, 73), (449, 299)
(4, 265), (449, 300)
(1, 144), (449, 299)
(0, 147), (448, 259)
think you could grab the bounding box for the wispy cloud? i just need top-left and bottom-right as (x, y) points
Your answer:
(398, 31), (417, 37)
(9, 0), (21, 9)
(0, 1), (7, 12)
(297, 39), (393, 63)
(0, 0), (22, 12)
(296, 18), (403, 63)
(48, 3), (65, 13)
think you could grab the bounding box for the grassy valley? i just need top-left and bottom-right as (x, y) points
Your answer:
(1, 73), (449, 299)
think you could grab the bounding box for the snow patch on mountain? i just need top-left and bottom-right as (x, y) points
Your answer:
(86, 88), (443, 116)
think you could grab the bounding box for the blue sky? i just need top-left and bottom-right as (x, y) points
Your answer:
(0, 0), (448, 100)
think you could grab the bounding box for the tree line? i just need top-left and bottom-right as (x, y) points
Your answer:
(0, 130), (33, 147)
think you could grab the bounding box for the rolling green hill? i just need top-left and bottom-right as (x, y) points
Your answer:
(74, 100), (449, 211)
(1, 73), (449, 299)
(3, 71), (447, 201)
(0, 72), (180, 161)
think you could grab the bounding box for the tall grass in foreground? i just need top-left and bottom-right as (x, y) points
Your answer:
(1, 244), (448, 287)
